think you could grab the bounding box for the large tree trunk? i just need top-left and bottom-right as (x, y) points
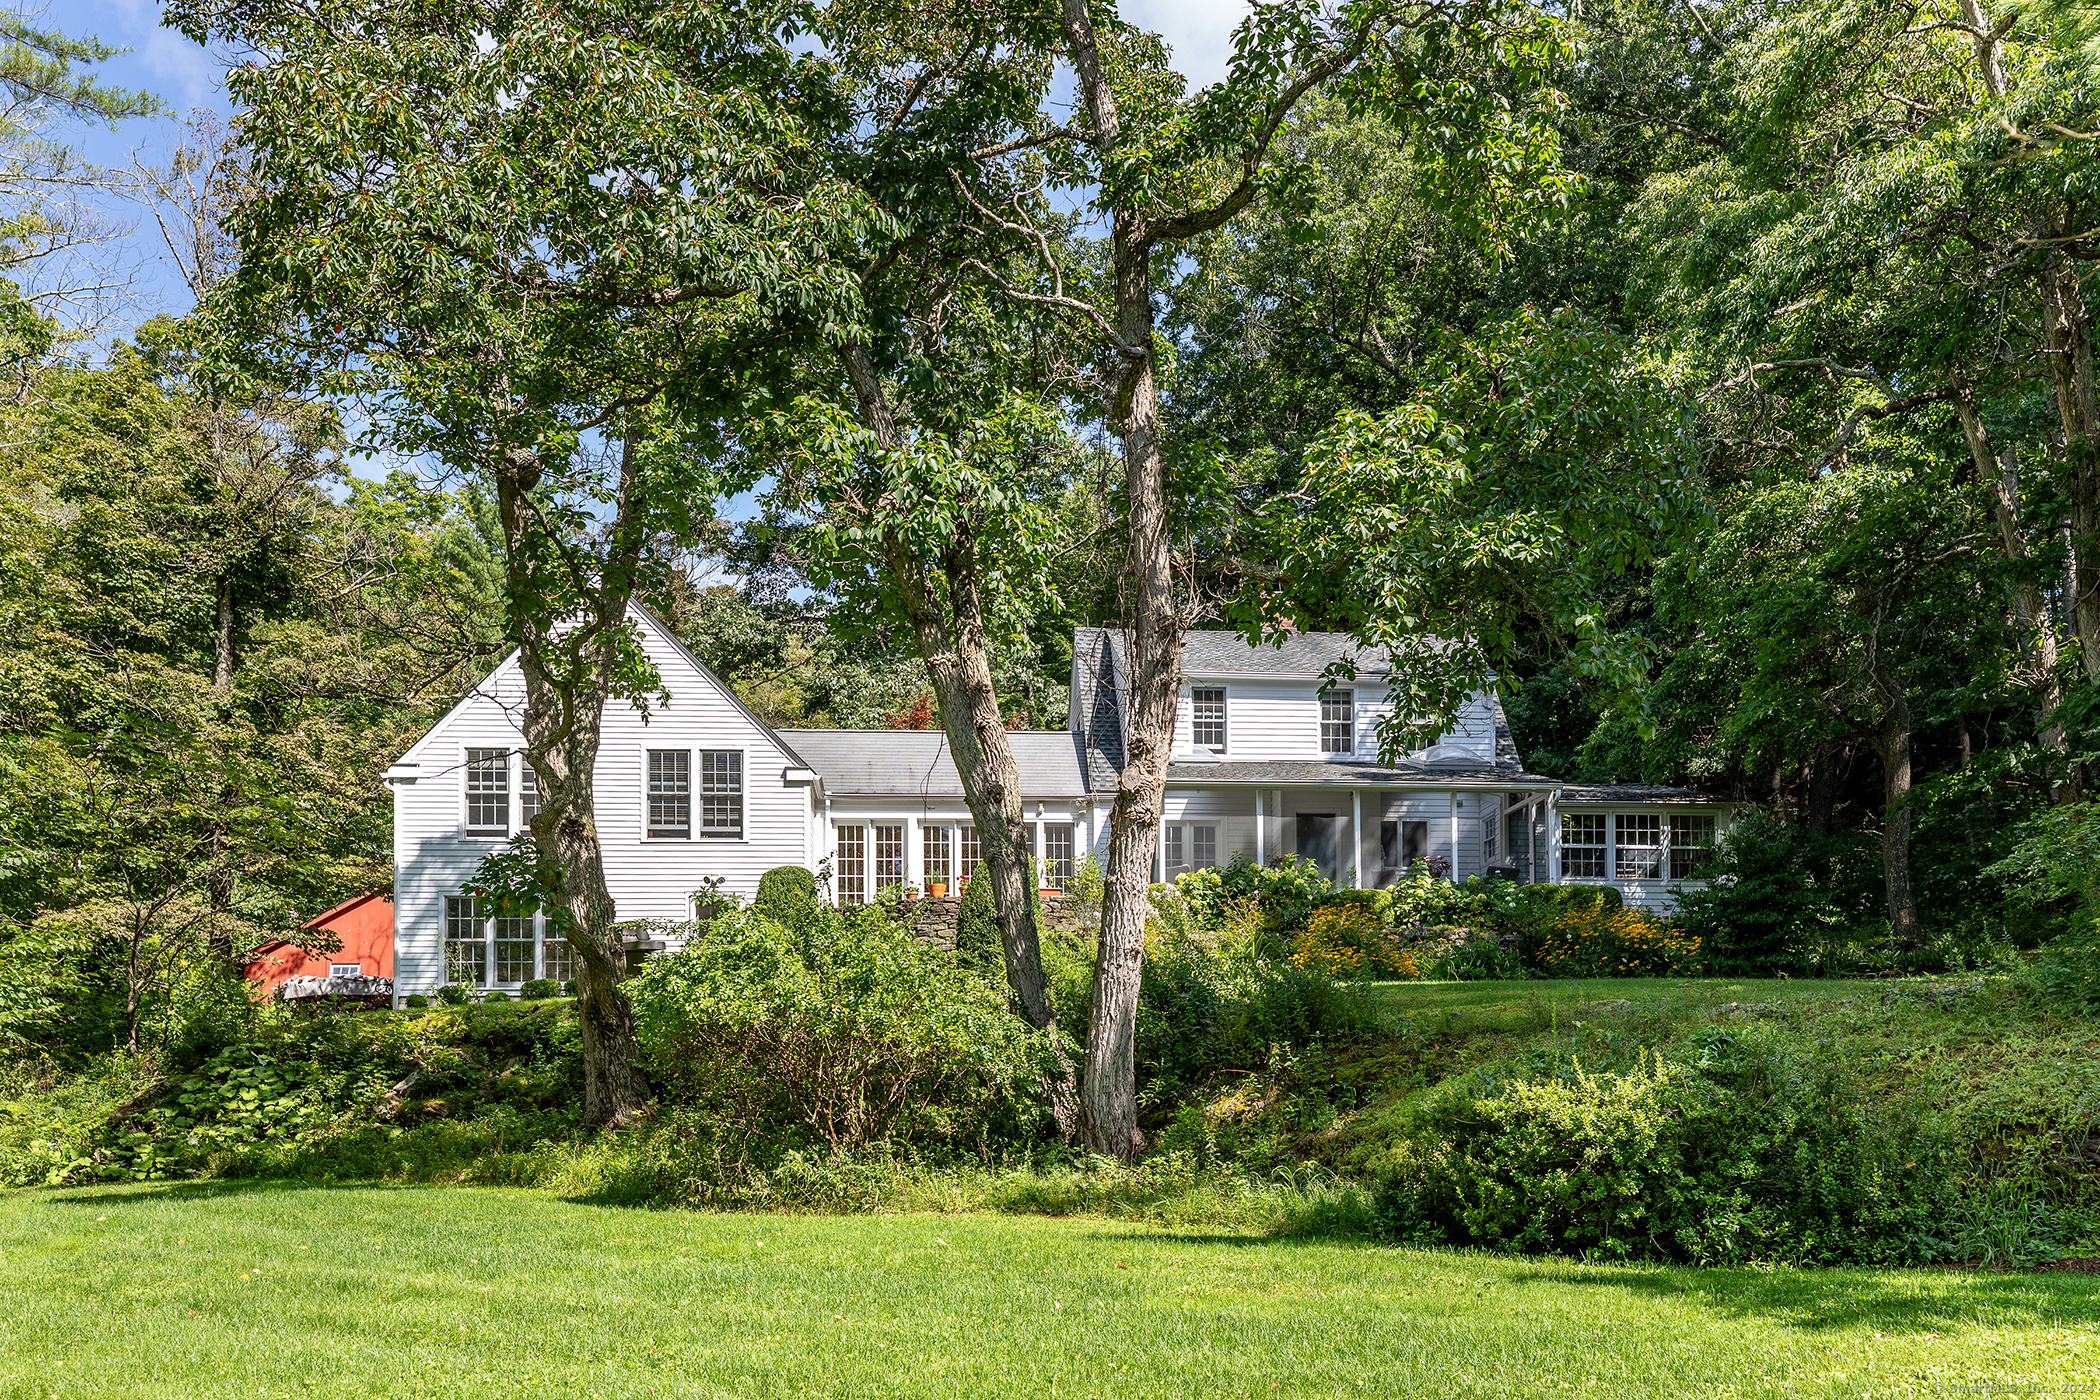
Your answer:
(2038, 235), (2100, 683)
(838, 343), (1080, 1142)
(1871, 670), (1919, 945)
(1057, 0), (1181, 1162)
(493, 441), (650, 1129)
(1952, 374), (2066, 755)
(1805, 737), (1848, 838)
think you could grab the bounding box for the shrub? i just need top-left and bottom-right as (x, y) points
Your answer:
(1425, 934), (1525, 982)
(435, 984), (471, 1006)
(625, 906), (1045, 1153)
(1676, 811), (1884, 974)
(404, 994), (429, 1009)
(1176, 854), (1333, 933)
(1534, 904), (1704, 977)
(518, 979), (560, 1001)
(482, 991), (511, 1003)
(1375, 1029), (1961, 1265)
(955, 865), (1004, 968)
(1291, 902), (1377, 976)
(754, 866), (822, 933)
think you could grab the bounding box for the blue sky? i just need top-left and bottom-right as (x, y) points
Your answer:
(54, 0), (1251, 328)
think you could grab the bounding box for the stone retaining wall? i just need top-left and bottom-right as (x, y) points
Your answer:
(901, 892), (1097, 951)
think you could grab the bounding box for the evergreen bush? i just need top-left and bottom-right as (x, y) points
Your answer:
(753, 866), (821, 933)
(518, 979), (560, 1001)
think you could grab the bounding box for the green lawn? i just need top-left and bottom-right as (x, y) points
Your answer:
(1364, 976), (1896, 1027)
(1, 1184), (2093, 1398)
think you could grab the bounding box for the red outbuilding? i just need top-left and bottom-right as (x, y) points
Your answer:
(244, 894), (394, 998)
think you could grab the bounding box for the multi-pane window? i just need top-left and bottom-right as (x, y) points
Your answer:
(444, 896), (488, 986)
(873, 824), (906, 895)
(1042, 823), (1075, 890)
(329, 963), (362, 978)
(923, 826), (952, 887)
(543, 928), (574, 984)
(1670, 815), (1717, 880)
(519, 764), (541, 829)
(494, 914), (537, 983)
(699, 751), (742, 837)
(1381, 819), (1429, 870)
(647, 750), (691, 838)
(1165, 823), (1218, 878)
(1191, 687), (1227, 750)
(1616, 814), (1663, 878)
(1562, 813), (1607, 879)
(956, 826), (982, 884)
(1482, 816), (1498, 863)
(835, 825), (867, 905)
(1320, 690), (1355, 754)
(465, 749), (510, 834)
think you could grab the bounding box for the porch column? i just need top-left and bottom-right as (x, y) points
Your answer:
(905, 814), (922, 892)
(1448, 789), (1459, 884)
(1255, 787), (1264, 864)
(1351, 789), (1362, 889)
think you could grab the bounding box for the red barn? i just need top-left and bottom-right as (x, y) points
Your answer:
(244, 894), (395, 997)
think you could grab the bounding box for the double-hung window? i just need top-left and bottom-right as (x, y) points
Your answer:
(1616, 814), (1663, 878)
(465, 749), (510, 835)
(647, 750), (691, 838)
(494, 914), (537, 983)
(519, 764), (542, 830)
(699, 751), (742, 837)
(1669, 815), (1717, 880)
(1190, 687), (1227, 751)
(1380, 819), (1429, 871)
(1042, 823), (1076, 890)
(1562, 813), (1607, 880)
(444, 896), (488, 986)
(543, 924), (574, 983)
(1320, 690), (1355, 754)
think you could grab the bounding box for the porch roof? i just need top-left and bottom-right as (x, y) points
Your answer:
(1558, 783), (1728, 806)
(1163, 758), (1559, 789)
(779, 729), (1091, 800)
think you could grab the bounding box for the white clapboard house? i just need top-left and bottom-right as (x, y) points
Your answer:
(384, 606), (1733, 999)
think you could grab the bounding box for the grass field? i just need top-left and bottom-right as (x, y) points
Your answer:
(1362, 975), (1893, 1024)
(0, 1182), (2094, 1399)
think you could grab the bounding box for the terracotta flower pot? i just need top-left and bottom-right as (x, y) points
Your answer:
(927, 882), (948, 898)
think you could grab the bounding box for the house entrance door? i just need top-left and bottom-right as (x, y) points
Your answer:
(1296, 813), (1338, 881)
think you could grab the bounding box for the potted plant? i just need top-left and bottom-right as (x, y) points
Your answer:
(903, 882), (921, 900)
(927, 880), (948, 898)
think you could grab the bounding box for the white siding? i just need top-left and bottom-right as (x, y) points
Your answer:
(1176, 679), (1495, 762)
(390, 618), (815, 995)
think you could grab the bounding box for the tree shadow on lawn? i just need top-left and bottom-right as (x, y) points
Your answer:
(1080, 1229), (2098, 1335)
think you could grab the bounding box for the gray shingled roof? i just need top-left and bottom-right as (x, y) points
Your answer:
(1070, 628), (1126, 791)
(1180, 629), (1389, 677)
(778, 729), (1091, 799)
(1558, 783), (1728, 806)
(1164, 759), (1560, 789)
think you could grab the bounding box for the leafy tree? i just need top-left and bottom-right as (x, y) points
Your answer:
(178, 0), (879, 1124)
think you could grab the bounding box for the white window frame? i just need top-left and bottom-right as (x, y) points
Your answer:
(1669, 813), (1717, 881)
(518, 761), (542, 831)
(1190, 686), (1227, 751)
(697, 749), (745, 838)
(1320, 689), (1355, 755)
(645, 748), (693, 839)
(462, 748), (512, 838)
(1562, 812), (1608, 881)
(1616, 814), (1663, 879)
(328, 963), (362, 979)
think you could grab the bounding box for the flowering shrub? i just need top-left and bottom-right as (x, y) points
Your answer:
(1535, 903), (1704, 977)
(1290, 902), (1377, 975)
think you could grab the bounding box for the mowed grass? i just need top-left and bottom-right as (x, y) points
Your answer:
(1364, 976), (1893, 1028)
(1, 1184), (2095, 1398)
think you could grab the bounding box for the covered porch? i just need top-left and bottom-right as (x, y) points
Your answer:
(1158, 761), (1562, 888)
